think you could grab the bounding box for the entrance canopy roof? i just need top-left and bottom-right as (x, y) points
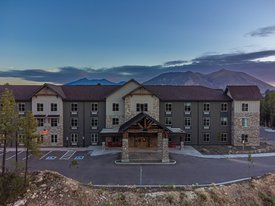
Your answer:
(100, 112), (185, 136)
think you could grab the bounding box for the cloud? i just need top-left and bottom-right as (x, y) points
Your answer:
(163, 60), (188, 66)
(1, 50), (275, 85)
(248, 25), (275, 37)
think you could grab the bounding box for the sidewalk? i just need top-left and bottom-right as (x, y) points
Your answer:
(2, 147), (91, 152)
(88, 146), (121, 156)
(170, 146), (275, 159)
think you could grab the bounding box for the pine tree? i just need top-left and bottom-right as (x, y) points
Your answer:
(0, 88), (19, 175)
(21, 111), (39, 185)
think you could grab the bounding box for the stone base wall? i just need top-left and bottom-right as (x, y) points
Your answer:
(232, 112), (260, 146)
(161, 138), (169, 163)
(121, 138), (129, 162)
(36, 124), (63, 147)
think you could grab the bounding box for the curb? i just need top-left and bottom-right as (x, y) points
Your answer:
(91, 177), (252, 188)
(114, 160), (177, 165)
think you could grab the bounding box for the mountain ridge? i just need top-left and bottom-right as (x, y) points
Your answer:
(144, 69), (274, 93)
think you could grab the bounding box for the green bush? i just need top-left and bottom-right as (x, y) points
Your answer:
(0, 172), (26, 205)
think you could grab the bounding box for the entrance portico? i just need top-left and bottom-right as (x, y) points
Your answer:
(101, 112), (185, 163)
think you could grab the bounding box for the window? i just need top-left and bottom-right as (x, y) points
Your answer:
(203, 103), (210, 112)
(71, 134), (78, 144)
(242, 103), (248, 112)
(91, 117), (98, 127)
(51, 118), (58, 127)
(71, 118), (78, 128)
(51, 103), (57, 112)
(203, 117), (210, 127)
(185, 133), (191, 142)
(91, 133), (98, 144)
(241, 118), (248, 127)
(184, 117), (191, 127)
(91, 103), (98, 112)
(112, 118), (119, 125)
(71, 103), (78, 112)
(221, 103), (228, 112)
(220, 133), (227, 142)
(51, 134), (58, 143)
(184, 103), (191, 112)
(203, 133), (210, 142)
(18, 134), (24, 144)
(37, 103), (43, 112)
(165, 103), (172, 112)
(241, 134), (248, 143)
(37, 118), (44, 127)
(221, 117), (228, 126)
(37, 135), (44, 143)
(112, 103), (119, 111)
(136, 103), (148, 112)
(165, 117), (172, 125)
(18, 103), (25, 112)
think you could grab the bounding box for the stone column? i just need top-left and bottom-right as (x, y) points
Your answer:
(121, 132), (129, 162)
(102, 141), (105, 150)
(162, 138), (169, 163)
(157, 132), (162, 151)
(180, 141), (184, 150)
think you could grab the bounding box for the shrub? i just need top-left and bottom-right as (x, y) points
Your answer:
(0, 172), (26, 205)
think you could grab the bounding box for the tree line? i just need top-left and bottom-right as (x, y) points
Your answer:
(0, 88), (39, 185)
(261, 90), (275, 128)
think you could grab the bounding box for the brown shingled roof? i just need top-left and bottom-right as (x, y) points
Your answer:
(0, 85), (42, 101)
(61, 85), (121, 101)
(144, 85), (231, 101)
(225, 85), (263, 100)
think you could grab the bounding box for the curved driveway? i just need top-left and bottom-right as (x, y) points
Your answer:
(26, 153), (275, 185)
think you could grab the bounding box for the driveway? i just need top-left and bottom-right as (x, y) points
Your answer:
(260, 127), (275, 145)
(4, 149), (275, 185)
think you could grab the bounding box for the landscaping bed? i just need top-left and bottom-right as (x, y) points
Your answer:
(193, 142), (275, 155)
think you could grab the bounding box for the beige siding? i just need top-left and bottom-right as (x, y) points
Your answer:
(32, 88), (63, 146)
(106, 81), (140, 128)
(233, 101), (260, 113)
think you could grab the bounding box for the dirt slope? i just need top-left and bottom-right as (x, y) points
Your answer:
(9, 170), (275, 206)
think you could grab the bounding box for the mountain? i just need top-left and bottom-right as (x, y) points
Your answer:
(144, 69), (274, 93)
(66, 78), (125, 85)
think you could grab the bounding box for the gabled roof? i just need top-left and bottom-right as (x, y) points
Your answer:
(33, 83), (66, 99)
(122, 85), (160, 99)
(144, 85), (231, 101)
(0, 85), (42, 101)
(119, 112), (169, 132)
(225, 85), (263, 101)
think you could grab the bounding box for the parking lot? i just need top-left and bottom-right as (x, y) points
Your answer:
(1, 149), (91, 163)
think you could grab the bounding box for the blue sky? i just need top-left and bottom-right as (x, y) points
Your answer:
(0, 0), (275, 84)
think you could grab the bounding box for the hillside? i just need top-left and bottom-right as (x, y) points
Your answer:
(144, 69), (275, 93)
(8, 171), (275, 206)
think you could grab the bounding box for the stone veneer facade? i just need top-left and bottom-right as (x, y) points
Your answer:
(231, 100), (260, 146)
(232, 112), (260, 146)
(124, 94), (160, 121)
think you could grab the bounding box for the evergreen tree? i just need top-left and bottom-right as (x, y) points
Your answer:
(0, 88), (19, 175)
(21, 111), (39, 185)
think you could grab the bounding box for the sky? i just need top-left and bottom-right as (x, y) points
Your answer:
(0, 0), (275, 85)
